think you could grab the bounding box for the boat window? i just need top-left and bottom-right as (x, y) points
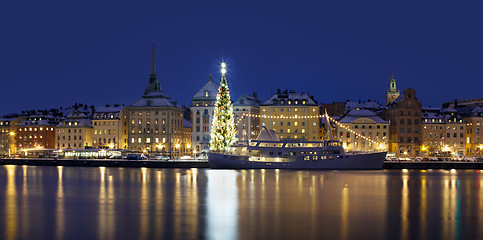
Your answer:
(269, 151), (274, 156)
(313, 156), (318, 160)
(304, 156), (310, 161)
(278, 152), (283, 156)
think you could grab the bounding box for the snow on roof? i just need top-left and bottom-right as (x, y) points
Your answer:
(57, 118), (93, 128)
(130, 97), (175, 107)
(183, 119), (191, 128)
(440, 107), (457, 113)
(234, 94), (261, 107)
(263, 91), (317, 106)
(338, 109), (388, 124)
(192, 79), (218, 99)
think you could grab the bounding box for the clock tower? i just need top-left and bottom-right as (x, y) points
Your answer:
(385, 73), (400, 106)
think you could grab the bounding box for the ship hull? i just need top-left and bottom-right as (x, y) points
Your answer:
(208, 152), (386, 170)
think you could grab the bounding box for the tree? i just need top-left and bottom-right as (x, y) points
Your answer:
(210, 63), (237, 152)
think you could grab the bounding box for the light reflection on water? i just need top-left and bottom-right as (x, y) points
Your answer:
(0, 166), (482, 239)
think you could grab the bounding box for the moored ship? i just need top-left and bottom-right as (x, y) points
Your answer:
(208, 126), (386, 170)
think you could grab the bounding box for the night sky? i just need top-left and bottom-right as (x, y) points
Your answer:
(1, 1), (482, 115)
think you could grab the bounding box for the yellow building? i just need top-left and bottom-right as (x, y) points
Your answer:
(0, 115), (26, 156)
(337, 109), (389, 152)
(92, 105), (128, 149)
(463, 106), (483, 156)
(260, 90), (320, 141)
(56, 112), (93, 149)
(421, 109), (445, 156)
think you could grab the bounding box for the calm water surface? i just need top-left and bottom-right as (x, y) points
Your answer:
(0, 165), (482, 240)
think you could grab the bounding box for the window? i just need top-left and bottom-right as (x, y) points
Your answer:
(400, 119), (404, 124)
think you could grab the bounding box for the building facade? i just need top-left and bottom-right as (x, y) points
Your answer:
(384, 88), (422, 157)
(127, 42), (189, 158)
(92, 105), (128, 149)
(56, 112), (93, 149)
(421, 108), (467, 157)
(234, 93), (261, 142)
(260, 90), (320, 141)
(190, 74), (218, 153)
(16, 115), (61, 150)
(337, 109), (389, 152)
(462, 106), (483, 156)
(0, 115), (26, 156)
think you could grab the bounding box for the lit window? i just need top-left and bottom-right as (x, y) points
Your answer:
(138, 138), (141, 143)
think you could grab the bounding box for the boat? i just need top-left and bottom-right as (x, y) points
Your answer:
(208, 126), (386, 170)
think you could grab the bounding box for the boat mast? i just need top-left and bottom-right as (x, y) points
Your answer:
(324, 109), (334, 141)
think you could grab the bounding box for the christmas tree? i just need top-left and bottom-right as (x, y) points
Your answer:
(210, 62), (237, 152)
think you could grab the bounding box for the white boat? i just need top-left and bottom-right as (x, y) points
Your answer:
(208, 126), (386, 170)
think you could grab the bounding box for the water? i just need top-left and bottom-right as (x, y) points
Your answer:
(0, 166), (482, 240)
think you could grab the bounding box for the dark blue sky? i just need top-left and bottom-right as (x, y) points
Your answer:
(1, 1), (482, 115)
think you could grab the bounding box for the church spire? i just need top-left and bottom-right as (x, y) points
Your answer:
(144, 41), (162, 96)
(150, 40), (156, 77)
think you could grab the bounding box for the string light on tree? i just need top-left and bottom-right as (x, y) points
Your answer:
(210, 62), (237, 152)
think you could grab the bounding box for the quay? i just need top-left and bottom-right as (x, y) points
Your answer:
(1, 158), (483, 169)
(383, 161), (483, 169)
(0, 158), (210, 168)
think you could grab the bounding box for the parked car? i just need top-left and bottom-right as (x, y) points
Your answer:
(127, 154), (146, 160)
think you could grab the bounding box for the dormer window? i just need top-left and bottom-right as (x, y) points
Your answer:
(205, 91), (210, 97)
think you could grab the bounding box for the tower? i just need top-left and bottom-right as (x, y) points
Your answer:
(144, 41), (162, 96)
(385, 72), (400, 106)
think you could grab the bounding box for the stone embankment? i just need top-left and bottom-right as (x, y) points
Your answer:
(0, 158), (210, 168)
(1, 158), (482, 169)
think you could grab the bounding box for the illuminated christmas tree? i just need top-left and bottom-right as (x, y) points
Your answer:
(210, 62), (237, 152)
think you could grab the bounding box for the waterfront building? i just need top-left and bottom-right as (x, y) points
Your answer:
(92, 104), (128, 149)
(421, 108), (445, 156)
(190, 74), (218, 153)
(260, 89), (320, 141)
(0, 115), (27, 156)
(460, 106), (483, 156)
(336, 109), (389, 152)
(421, 107), (467, 157)
(443, 99), (483, 156)
(56, 112), (93, 149)
(383, 88), (422, 157)
(234, 93), (261, 142)
(16, 115), (61, 150)
(385, 74), (400, 106)
(127, 43), (188, 158)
